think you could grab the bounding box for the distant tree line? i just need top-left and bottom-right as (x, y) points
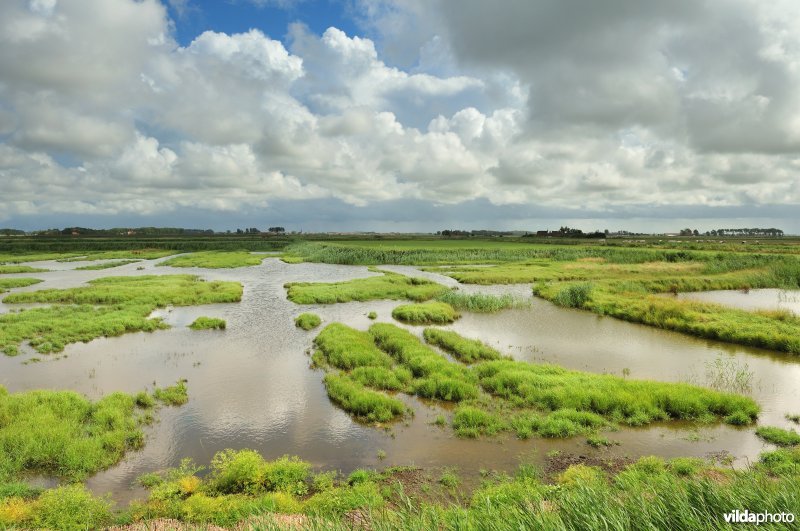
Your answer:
(679, 228), (784, 237)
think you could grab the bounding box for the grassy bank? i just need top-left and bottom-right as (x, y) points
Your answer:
(74, 259), (140, 270)
(4, 448), (798, 529)
(0, 278), (42, 293)
(286, 270), (448, 304)
(311, 323), (758, 434)
(0, 265), (48, 274)
(0, 382), (186, 484)
(159, 251), (268, 269)
(0, 275), (242, 354)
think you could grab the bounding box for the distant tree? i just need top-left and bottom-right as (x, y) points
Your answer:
(268, 226), (285, 233)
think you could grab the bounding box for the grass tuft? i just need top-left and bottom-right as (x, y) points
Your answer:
(189, 317), (226, 330)
(391, 301), (460, 325)
(295, 313), (322, 331)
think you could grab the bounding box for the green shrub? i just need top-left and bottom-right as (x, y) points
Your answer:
(32, 485), (112, 530)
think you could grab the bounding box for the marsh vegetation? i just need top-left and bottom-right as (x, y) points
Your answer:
(295, 313), (322, 331)
(0, 275), (241, 354)
(3, 237), (800, 529)
(311, 323), (758, 436)
(159, 251), (267, 269)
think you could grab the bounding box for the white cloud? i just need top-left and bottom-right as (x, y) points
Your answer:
(1, 0), (800, 227)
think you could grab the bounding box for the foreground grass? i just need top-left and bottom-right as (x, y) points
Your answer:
(74, 259), (140, 270)
(4, 448), (799, 529)
(295, 313), (322, 331)
(311, 323), (758, 435)
(189, 317), (227, 330)
(285, 270), (448, 304)
(0, 275), (242, 354)
(159, 251), (267, 269)
(0, 278), (42, 294)
(392, 301), (460, 325)
(0, 382), (186, 484)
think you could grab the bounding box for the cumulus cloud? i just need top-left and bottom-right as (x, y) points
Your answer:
(1, 0), (799, 229)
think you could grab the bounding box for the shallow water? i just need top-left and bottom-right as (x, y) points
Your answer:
(672, 288), (800, 315)
(1, 259), (799, 505)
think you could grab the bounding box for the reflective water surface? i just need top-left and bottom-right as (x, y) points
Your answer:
(672, 288), (800, 315)
(1, 259), (799, 505)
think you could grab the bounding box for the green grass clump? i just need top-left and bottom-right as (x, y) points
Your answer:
(474, 359), (758, 427)
(285, 270), (448, 304)
(310, 324), (757, 437)
(0, 385), (177, 483)
(0, 265), (48, 274)
(189, 317), (227, 330)
(0, 275), (242, 354)
(552, 282), (594, 308)
(153, 380), (189, 406)
(323, 373), (406, 422)
(436, 290), (529, 312)
(295, 313), (322, 331)
(159, 251), (266, 269)
(423, 328), (503, 364)
(756, 426), (800, 447)
(392, 301), (460, 325)
(74, 259), (140, 270)
(369, 324), (478, 402)
(349, 366), (411, 391)
(315, 323), (394, 370)
(0, 278), (42, 293)
(367, 311), (378, 320)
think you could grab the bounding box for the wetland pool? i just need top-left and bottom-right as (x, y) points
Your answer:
(1, 258), (799, 505)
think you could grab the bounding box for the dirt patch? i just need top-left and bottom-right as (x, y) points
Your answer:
(542, 453), (632, 481)
(107, 514), (309, 531)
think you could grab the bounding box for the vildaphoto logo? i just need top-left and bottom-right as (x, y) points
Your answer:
(723, 510), (795, 525)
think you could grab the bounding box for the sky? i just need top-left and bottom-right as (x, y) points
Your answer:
(1, 0), (799, 233)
